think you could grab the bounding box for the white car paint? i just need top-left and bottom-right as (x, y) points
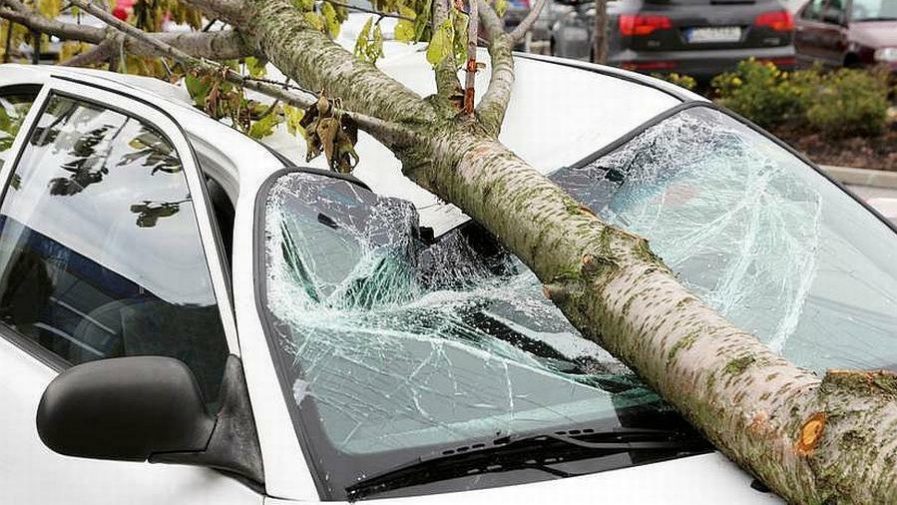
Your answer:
(0, 50), (782, 505)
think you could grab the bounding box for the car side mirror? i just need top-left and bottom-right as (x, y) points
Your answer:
(36, 356), (214, 461)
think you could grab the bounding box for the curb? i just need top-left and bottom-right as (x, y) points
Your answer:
(821, 165), (897, 190)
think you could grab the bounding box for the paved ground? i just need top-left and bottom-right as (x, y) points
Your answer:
(846, 184), (897, 224)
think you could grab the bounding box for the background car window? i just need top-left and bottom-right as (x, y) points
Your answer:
(822, 0), (846, 23)
(0, 95), (228, 404)
(801, 0), (825, 19)
(850, 0), (897, 21)
(562, 106), (897, 374)
(0, 94), (35, 170)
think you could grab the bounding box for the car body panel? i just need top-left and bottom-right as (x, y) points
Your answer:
(265, 452), (781, 504)
(0, 72), (263, 505)
(0, 54), (789, 504)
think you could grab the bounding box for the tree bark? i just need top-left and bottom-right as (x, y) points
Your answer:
(7, 0), (897, 502)
(403, 127), (897, 504)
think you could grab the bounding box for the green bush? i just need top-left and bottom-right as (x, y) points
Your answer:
(711, 58), (816, 129)
(651, 73), (698, 91)
(804, 68), (890, 138)
(712, 59), (891, 138)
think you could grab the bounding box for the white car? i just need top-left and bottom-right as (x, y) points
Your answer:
(2, 46), (896, 505)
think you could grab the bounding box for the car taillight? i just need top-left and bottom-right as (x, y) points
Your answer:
(619, 14), (673, 37)
(754, 10), (794, 32)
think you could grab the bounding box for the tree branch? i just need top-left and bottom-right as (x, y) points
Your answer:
(433, 0), (462, 100)
(241, 0), (435, 125)
(507, 0), (545, 43)
(476, 0), (504, 41)
(0, 0), (254, 60)
(324, 0), (415, 21)
(60, 37), (115, 66)
(473, 0), (514, 136)
(64, 0), (420, 151)
(181, 0), (248, 27)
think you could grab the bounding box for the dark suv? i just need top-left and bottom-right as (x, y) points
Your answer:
(550, 0), (797, 80)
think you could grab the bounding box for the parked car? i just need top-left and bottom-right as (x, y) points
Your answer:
(794, 0), (897, 71)
(551, 0), (797, 80)
(4, 38), (897, 504)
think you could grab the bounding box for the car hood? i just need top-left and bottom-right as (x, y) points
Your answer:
(850, 21), (897, 48)
(266, 452), (784, 504)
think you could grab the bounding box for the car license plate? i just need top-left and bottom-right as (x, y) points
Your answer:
(687, 26), (742, 43)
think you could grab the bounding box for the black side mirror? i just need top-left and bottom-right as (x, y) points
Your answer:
(37, 356), (214, 461)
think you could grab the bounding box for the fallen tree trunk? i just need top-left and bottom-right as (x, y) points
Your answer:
(405, 128), (897, 504)
(7, 0), (897, 502)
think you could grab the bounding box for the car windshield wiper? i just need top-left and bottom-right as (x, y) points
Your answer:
(346, 426), (712, 500)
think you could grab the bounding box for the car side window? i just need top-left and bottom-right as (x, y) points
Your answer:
(801, 0), (824, 19)
(0, 95), (228, 404)
(822, 0), (846, 23)
(0, 93), (36, 170)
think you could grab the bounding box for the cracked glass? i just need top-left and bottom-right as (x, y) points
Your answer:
(261, 106), (897, 499)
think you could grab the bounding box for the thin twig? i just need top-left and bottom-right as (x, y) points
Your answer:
(323, 0), (415, 21)
(65, 0), (416, 146)
(3, 18), (12, 63)
(68, 0), (315, 106)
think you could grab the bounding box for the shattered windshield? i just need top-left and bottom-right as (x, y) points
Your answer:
(261, 172), (693, 500)
(260, 105), (897, 499)
(559, 106), (897, 371)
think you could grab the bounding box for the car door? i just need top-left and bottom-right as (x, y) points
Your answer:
(0, 79), (261, 505)
(795, 0), (830, 64)
(815, 0), (849, 65)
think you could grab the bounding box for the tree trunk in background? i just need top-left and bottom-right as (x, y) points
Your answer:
(593, 0), (608, 64)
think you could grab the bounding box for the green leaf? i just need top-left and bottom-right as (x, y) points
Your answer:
(304, 11), (325, 31)
(495, 0), (508, 16)
(354, 16), (373, 59)
(284, 105), (306, 137)
(394, 6), (417, 42)
(321, 2), (341, 38)
(245, 57), (268, 78)
(249, 111), (283, 139)
(185, 73), (212, 108)
(372, 23), (384, 60)
(293, 0), (315, 10)
(426, 20), (454, 67)
(0, 108), (10, 132)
